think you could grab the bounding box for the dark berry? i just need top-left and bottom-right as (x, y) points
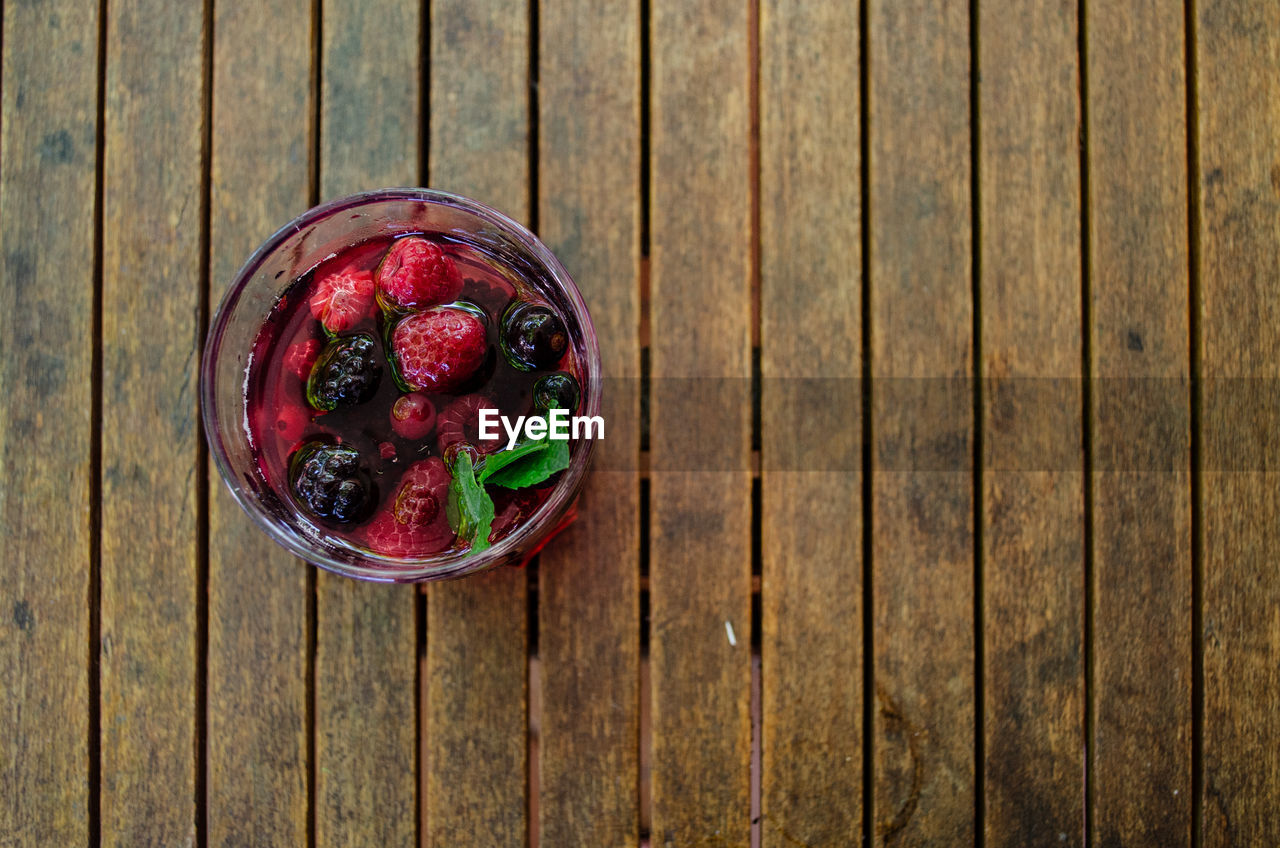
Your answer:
(500, 302), (569, 371)
(307, 333), (382, 411)
(289, 441), (376, 524)
(533, 371), (580, 412)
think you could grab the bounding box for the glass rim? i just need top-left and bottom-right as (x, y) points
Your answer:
(200, 187), (602, 582)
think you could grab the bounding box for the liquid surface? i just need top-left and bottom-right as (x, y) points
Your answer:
(245, 233), (580, 557)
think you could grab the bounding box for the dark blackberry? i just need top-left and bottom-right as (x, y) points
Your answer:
(533, 371), (580, 413)
(289, 441), (376, 524)
(307, 333), (382, 410)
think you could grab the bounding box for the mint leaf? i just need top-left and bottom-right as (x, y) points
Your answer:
(483, 438), (570, 489)
(477, 438), (551, 484)
(446, 451), (495, 554)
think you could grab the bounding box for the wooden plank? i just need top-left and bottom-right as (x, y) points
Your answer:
(536, 0), (642, 844)
(649, 0), (753, 843)
(868, 0), (974, 843)
(758, 0), (862, 844)
(428, 0), (529, 212)
(1086, 0), (1192, 844)
(0, 0), (99, 842)
(206, 1), (312, 844)
(99, 0), (205, 843)
(315, 1), (421, 845)
(1195, 1), (1280, 843)
(978, 0), (1085, 843)
(320, 0), (421, 196)
(423, 2), (530, 844)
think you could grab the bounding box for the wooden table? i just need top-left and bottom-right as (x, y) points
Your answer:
(4, 0), (1279, 845)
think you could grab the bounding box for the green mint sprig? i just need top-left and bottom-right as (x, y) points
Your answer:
(446, 429), (573, 555)
(479, 437), (570, 489)
(446, 451), (494, 554)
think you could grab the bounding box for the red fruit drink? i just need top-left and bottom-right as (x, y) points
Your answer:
(246, 232), (583, 560)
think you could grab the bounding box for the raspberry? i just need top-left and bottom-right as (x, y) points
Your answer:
(273, 403), (312, 447)
(379, 441), (397, 460)
(363, 457), (456, 557)
(376, 237), (464, 311)
(489, 488), (541, 544)
(390, 307), (488, 393)
(393, 477), (440, 526)
(283, 338), (322, 380)
(310, 264), (376, 333)
(436, 394), (504, 456)
(390, 392), (436, 440)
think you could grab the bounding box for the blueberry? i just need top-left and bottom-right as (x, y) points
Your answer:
(500, 302), (569, 371)
(533, 371), (580, 412)
(289, 441), (376, 524)
(307, 333), (382, 410)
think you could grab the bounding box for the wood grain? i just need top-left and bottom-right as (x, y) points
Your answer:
(315, 578), (418, 847)
(649, 0), (753, 844)
(1195, 0), (1280, 843)
(1086, 0), (1192, 844)
(99, 0), (205, 843)
(207, 2), (313, 845)
(321, 0), (422, 196)
(0, 0), (99, 842)
(868, 0), (974, 843)
(759, 0), (863, 844)
(536, 0), (642, 843)
(424, 2), (530, 845)
(316, 1), (421, 845)
(978, 0), (1085, 844)
(428, 0), (529, 213)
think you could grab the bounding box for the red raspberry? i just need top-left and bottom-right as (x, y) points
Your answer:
(436, 394), (504, 456)
(489, 488), (541, 544)
(390, 392), (436, 440)
(273, 403), (312, 448)
(391, 307), (487, 393)
(309, 264), (376, 333)
(376, 237), (464, 311)
(363, 457), (456, 557)
(378, 441), (397, 461)
(283, 338), (322, 380)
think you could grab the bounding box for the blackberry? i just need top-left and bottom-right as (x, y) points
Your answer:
(289, 441), (376, 524)
(307, 333), (382, 410)
(533, 371), (580, 412)
(500, 301), (569, 371)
